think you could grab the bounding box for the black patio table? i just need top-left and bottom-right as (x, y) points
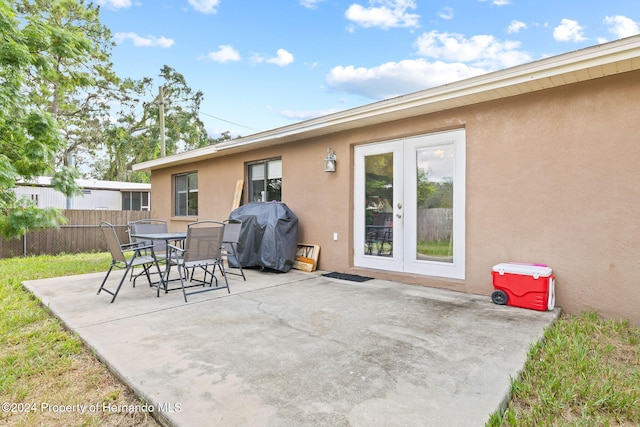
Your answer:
(130, 231), (186, 292)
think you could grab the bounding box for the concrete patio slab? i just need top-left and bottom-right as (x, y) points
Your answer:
(24, 268), (560, 427)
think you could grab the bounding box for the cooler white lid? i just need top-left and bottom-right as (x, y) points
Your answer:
(492, 262), (553, 277)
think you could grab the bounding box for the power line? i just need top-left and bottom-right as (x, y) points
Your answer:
(199, 111), (260, 132)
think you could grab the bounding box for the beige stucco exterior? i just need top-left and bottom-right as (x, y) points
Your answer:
(137, 37), (640, 324)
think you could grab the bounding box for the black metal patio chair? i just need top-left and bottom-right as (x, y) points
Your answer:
(97, 221), (165, 303)
(166, 220), (230, 302)
(222, 219), (246, 281)
(128, 219), (169, 284)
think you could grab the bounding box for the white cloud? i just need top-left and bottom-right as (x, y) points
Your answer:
(325, 28), (534, 100)
(188, 0), (220, 14)
(250, 52), (265, 64)
(553, 18), (587, 42)
(478, 0), (510, 5)
(438, 7), (454, 20)
(114, 32), (174, 48)
(415, 30), (531, 69)
(604, 15), (640, 39)
(345, 0), (420, 30)
(266, 49), (295, 66)
(96, 0), (132, 9)
(300, 0), (326, 9)
(208, 45), (241, 63)
(507, 20), (527, 34)
(326, 59), (487, 100)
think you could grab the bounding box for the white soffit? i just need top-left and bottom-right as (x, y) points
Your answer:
(134, 35), (640, 171)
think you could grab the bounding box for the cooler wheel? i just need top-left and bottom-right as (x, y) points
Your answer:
(491, 289), (508, 305)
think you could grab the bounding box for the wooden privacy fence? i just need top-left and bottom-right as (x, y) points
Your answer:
(0, 210), (151, 259)
(417, 208), (453, 242)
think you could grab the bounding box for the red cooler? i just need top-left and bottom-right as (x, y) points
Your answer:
(491, 262), (555, 311)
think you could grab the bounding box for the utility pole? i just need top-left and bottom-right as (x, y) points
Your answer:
(66, 151), (74, 209)
(159, 86), (166, 157)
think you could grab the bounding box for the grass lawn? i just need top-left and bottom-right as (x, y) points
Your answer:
(0, 253), (638, 426)
(488, 312), (640, 426)
(416, 239), (453, 257)
(0, 253), (158, 426)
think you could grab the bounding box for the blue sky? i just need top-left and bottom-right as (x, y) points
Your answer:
(96, 0), (640, 138)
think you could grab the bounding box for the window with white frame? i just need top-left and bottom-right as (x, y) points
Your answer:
(122, 191), (150, 211)
(174, 172), (198, 216)
(248, 158), (282, 202)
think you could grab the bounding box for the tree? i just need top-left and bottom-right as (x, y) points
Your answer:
(416, 167), (434, 208)
(15, 0), (120, 173)
(365, 152), (393, 201)
(93, 66), (214, 181)
(0, 0), (82, 239)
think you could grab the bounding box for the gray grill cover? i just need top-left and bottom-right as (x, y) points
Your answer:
(228, 202), (298, 272)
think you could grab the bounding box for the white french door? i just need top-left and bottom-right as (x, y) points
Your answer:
(354, 129), (466, 279)
(354, 140), (404, 272)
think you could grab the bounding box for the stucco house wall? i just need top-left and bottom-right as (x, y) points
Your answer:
(141, 38), (640, 325)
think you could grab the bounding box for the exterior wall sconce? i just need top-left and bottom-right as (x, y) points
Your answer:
(324, 148), (336, 172)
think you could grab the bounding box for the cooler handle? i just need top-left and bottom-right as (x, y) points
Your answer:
(547, 277), (555, 310)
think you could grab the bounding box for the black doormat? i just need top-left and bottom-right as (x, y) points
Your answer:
(322, 272), (373, 282)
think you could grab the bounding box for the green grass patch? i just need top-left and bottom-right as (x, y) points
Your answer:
(0, 253), (111, 395)
(487, 311), (640, 426)
(416, 239), (453, 257)
(0, 252), (158, 426)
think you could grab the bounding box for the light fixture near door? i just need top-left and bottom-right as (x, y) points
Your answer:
(324, 148), (336, 172)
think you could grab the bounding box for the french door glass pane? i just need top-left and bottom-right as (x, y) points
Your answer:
(415, 144), (454, 263)
(364, 153), (394, 257)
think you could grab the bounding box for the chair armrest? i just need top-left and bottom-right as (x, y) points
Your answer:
(120, 241), (142, 249)
(167, 243), (184, 253)
(166, 243), (185, 264)
(122, 242), (155, 252)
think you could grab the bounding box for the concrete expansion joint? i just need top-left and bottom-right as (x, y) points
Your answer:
(241, 296), (352, 348)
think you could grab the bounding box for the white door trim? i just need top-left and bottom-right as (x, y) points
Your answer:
(403, 130), (466, 279)
(353, 129), (466, 279)
(354, 140), (404, 271)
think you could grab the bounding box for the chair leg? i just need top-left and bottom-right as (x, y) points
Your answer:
(137, 261), (163, 297)
(132, 264), (150, 287)
(152, 261), (164, 298)
(203, 265), (217, 287)
(109, 268), (131, 303)
(163, 261), (175, 294)
(100, 265), (131, 303)
(226, 244), (246, 281)
(97, 264), (115, 295)
(231, 244), (246, 280)
(218, 261), (231, 293)
(177, 263), (188, 303)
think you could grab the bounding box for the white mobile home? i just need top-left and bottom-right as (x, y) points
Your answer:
(16, 177), (151, 211)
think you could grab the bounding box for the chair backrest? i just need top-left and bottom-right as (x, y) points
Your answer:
(223, 219), (242, 244)
(129, 219), (168, 251)
(100, 222), (126, 263)
(184, 220), (225, 263)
